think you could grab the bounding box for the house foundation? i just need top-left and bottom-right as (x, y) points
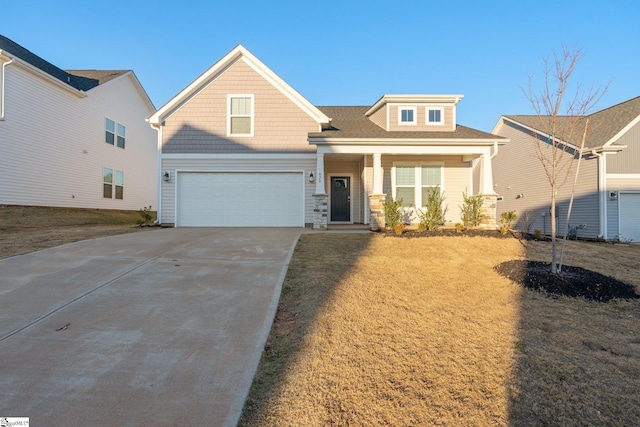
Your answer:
(479, 194), (497, 229)
(368, 194), (386, 231)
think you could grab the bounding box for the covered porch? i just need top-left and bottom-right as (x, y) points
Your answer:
(310, 143), (498, 231)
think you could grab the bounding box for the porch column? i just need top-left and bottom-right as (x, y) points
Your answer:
(313, 153), (328, 230)
(479, 153), (497, 229)
(369, 153), (386, 231)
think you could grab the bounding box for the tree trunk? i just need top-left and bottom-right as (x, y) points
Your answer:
(551, 189), (557, 273)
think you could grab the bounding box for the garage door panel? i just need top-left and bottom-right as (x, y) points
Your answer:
(619, 193), (640, 242)
(177, 172), (304, 227)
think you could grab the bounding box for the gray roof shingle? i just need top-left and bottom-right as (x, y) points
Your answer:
(505, 96), (640, 149)
(0, 34), (127, 91)
(311, 106), (505, 140)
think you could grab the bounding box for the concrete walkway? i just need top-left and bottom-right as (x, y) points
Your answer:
(0, 228), (302, 426)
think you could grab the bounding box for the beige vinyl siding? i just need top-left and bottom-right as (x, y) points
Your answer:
(368, 105), (387, 130)
(606, 121), (640, 174)
(388, 104), (454, 132)
(160, 157), (316, 225)
(493, 119), (600, 238)
(0, 65), (157, 210)
(324, 160), (364, 223)
(162, 58), (318, 154)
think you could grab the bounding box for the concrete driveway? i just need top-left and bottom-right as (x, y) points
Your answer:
(0, 227), (302, 426)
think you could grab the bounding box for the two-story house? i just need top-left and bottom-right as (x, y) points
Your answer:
(148, 45), (508, 229)
(0, 35), (157, 211)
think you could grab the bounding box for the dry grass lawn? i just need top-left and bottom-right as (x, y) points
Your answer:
(0, 205), (155, 259)
(240, 234), (640, 426)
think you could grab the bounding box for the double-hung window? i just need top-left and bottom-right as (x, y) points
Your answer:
(228, 95), (254, 136)
(398, 106), (417, 125)
(426, 107), (444, 125)
(394, 164), (443, 207)
(106, 118), (126, 148)
(103, 168), (124, 199)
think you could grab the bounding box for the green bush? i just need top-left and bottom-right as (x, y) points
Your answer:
(459, 189), (484, 227)
(416, 187), (447, 231)
(383, 196), (403, 228)
(499, 210), (518, 235)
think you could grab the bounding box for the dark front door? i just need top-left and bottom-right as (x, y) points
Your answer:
(331, 177), (350, 222)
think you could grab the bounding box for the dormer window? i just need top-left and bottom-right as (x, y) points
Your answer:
(426, 107), (444, 125)
(398, 107), (417, 125)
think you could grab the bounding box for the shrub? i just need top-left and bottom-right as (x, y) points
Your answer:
(454, 223), (465, 233)
(459, 190), (484, 227)
(499, 210), (518, 235)
(383, 196), (403, 228)
(416, 187), (447, 231)
(533, 229), (542, 240)
(136, 205), (154, 226)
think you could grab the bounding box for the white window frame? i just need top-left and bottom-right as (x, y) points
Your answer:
(227, 94), (254, 137)
(105, 118), (126, 149)
(397, 106), (417, 125)
(426, 106), (445, 126)
(103, 167), (124, 200)
(391, 162), (445, 209)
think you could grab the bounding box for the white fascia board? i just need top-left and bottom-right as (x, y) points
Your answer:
(309, 137), (507, 146)
(162, 153), (316, 160)
(365, 94), (464, 117)
(589, 144), (627, 154)
(501, 116), (579, 150)
(316, 144), (492, 155)
(491, 116), (506, 134)
(8, 55), (87, 98)
(603, 113), (640, 147)
(148, 45), (330, 126)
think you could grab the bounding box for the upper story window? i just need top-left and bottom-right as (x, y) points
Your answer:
(398, 106), (417, 125)
(106, 118), (126, 148)
(426, 107), (444, 125)
(228, 94), (254, 136)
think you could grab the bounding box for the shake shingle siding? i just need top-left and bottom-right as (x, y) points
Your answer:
(162, 59), (318, 154)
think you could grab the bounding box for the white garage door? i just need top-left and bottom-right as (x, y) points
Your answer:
(177, 172), (304, 227)
(619, 193), (640, 242)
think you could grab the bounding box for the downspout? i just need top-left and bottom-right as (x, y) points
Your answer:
(490, 140), (499, 159)
(148, 121), (163, 224)
(590, 149), (606, 239)
(0, 55), (14, 119)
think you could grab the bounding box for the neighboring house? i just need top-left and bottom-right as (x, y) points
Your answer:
(148, 45), (508, 229)
(492, 95), (640, 242)
(0, 35), (157, 211)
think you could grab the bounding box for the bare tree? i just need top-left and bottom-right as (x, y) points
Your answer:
(524, 45), (608, 273)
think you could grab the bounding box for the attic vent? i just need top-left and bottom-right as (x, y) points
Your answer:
(67, 76), (70, 82)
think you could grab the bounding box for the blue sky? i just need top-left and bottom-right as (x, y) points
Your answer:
(3, 0), (639, 132)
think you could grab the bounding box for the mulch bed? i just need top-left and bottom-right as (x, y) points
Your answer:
(383, 227), (638, 303)
(494, 260), (640, 303)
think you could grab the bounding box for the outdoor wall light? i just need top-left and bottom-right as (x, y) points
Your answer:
(162, 171), (171, 182)
(610, 191), (618, 200)
(516, 194), (525, 199)
(309, 172), (315, 182)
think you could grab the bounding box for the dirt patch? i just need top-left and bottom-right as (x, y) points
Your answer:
(0, 205), (156, 259)
(495, 260), (640, 302)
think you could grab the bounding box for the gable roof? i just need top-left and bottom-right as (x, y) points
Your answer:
(148, 44), (330, 126)
(0, 34), (134, 93)
(310, 106), (506, 142)
(501, 95), (640, 150)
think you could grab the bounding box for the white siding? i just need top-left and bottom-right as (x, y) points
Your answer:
(161, 156), (316, 226)
(0, 65), (157, 210)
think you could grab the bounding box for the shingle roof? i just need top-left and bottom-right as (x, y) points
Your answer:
(504, 96), (640, 149)
(0, 34), (126, 91)
(311, 106), (505, 140)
